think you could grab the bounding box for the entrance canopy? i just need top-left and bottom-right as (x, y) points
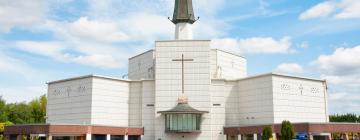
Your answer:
(158, 102), (208, 133)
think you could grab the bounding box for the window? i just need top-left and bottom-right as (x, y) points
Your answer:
(165, 114), (201, 132)
(111, 135), (124, 140)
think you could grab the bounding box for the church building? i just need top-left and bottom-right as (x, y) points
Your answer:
(5, 0), (360, 140)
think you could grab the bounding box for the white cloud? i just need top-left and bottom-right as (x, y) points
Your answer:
(14, 40), (124, 69)
(1, 0), (230, 103)
(328, 92), (360, 114)
(321, 74), (360, 87)
(312, 45), (360, 113)
(15, 41), (66, 58)
(68, 17), (130, 43)
(0, 85), (46, 103)
(335, 0), (360, 19)
(274, 63), (304, 74)
(123, 13), (173, 41)
(0, 0), (47, 32)
(0, 51), (44, 81)
(300, 0), (360, 20)
(211, 36), (292, 54)
(314, 45), (360, 75)
(10, 0), (230, 69)
(299, 1), (337, 20)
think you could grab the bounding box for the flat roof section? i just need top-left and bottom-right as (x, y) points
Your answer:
(4, 124), (144, 136)
(224, 123), (360, 135)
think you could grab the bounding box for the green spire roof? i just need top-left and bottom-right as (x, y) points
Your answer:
(158, 102), (208, 114)
(171, 0), (197, 24)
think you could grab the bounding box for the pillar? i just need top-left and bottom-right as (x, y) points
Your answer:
(238, 134), (242, 140)
(344, 133), (349, 140)
(309, 134), (314, 140)
(16, 135), (22, 140)
(46, 135), (52, 140)
(86, 134), (92, 140)
(124, 135), (128, 140)
(253, 133), (258, 140)
(272, 133), (277, 140)
(30, 136), (36, 140)
(4, 135), (10, 140)
(106, 134), (110, 140)
(325, 134), (332, 140)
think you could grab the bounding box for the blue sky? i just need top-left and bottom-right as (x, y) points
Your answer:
(0, 0), (359, 114)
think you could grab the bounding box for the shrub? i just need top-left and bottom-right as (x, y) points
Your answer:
(281, 120), (295, 140)
(262, 126), (273, 140)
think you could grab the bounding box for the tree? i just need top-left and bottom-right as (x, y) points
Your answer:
(5, 102), (33, 124)
(281, 120), (295, 140)
(262, 126), (273, 140)
(0, 95), (47, 124)
(29, 95), (47, 123)
(330, 114), (359, 123)
(0, 96), (7, 122)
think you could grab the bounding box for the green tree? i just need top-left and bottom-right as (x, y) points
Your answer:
(262, 126), (273, 140)
(330, 114), (359, 122)
(5, 102), (33, 124)
(0, 96), (7, 122)
(29, 95), (47, 123)
(281, 120), (294, 140)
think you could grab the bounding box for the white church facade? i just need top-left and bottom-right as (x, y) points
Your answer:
(6, 0), (360, 140)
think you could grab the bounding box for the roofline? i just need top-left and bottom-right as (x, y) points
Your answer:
(5, 123), (142, 128)
(128, 49), (154, 60)
(157, 111), (209, 114)
(155, 40), (211, 42)
(47, 75), (154, 84)
(211, 48), (246, 59)
(212, 73), (326, 82)
(224, 122), (360, 128)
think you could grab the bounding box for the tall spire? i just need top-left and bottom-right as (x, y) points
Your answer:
(171, 0), (197, 24)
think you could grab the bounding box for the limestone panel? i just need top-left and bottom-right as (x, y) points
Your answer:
(47, 77), (92, 124)
(272, 75), (328, 123)
(237, 75), (274, 125)
(141, 81), (155, 140)
(155, 40), (212, 140)
(91, 77), (130, 126)
(128, 50), (155, 80)
(210, 49), (247, 79)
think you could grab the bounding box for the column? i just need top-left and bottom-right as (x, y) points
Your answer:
(272, 133), (277, 140)
(4, 135), (10, 140)
(86, 134), (92, 140)
(309, 134), (314, 140)
(238, 134), (242, 140)
(253, 133), (258, 140)
(106, 134), (110, 140)
(16, 135), (22, 140)
(344, 133), (349, 140)
(46, 135), (52, 140)
(325, 134), (332, 140)
(30, 136), (36, 140)
(124, 135), (128, 140)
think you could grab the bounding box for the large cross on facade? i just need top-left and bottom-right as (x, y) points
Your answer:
(172, 54), (194, 94)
